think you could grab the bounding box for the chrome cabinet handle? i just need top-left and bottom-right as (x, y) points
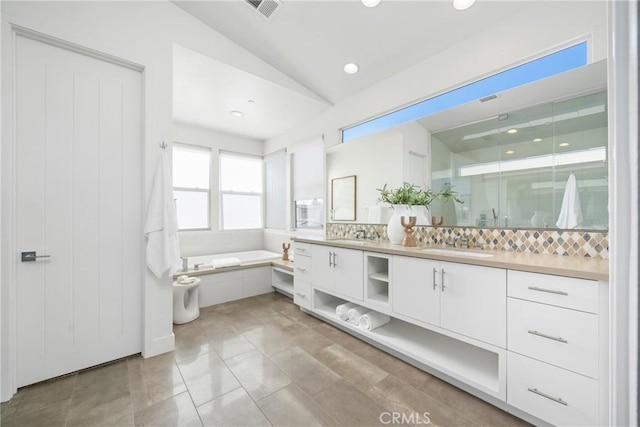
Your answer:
(332, 252), (337, 268)
(441, 268), (446, 292)
(432, 267), (438, 290)
(528, 286), (568, 296)
(328, 251), (333, 267)
(527, 388), (568, 406)
(295, 292), (306, 299)
(528, 330), (568, 344)
(295, 267), (306, 272)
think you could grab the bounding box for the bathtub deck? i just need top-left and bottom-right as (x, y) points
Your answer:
(174, 258), (293, 279)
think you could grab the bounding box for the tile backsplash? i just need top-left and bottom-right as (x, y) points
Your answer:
(326, 223), (608, 259)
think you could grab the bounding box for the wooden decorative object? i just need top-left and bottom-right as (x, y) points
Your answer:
(401, 216), (417, 247)
(431, 216), (444, 226)
(282, 243), (291, 261)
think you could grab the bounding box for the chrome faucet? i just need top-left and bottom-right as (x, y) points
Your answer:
(460, 235), (470, 249)
(354, 229), (367, 240)
(193, 263), (204, 271)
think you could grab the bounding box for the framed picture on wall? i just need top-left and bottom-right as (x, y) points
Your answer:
(331, 175), (356, 221)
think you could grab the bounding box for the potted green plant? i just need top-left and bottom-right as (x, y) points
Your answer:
(377, 183), (462, 244)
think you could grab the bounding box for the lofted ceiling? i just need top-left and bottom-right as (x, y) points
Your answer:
(171, 0), (536, 140)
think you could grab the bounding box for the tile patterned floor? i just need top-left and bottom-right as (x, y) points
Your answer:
(1, 292), (531, 427)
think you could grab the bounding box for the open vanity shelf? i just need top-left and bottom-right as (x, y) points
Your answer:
(271, 266), (294, 297)
(364, 252), (392, 310)
(311, 289), (502, 398)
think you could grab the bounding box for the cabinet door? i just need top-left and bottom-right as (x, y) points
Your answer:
(392, 256), (440, 325)
(332, 248), (363, 301)
(311, 245), (334, 292)
(439, 262), (507, 347)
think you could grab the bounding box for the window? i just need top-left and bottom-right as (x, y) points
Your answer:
(173, 143), (211, 230)
(220, 152), (263, 230)
(342, 41), (588, 142)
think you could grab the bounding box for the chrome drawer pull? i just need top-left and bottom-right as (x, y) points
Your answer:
(295, 292), (306, 299)
(432, 267), (438, 290)
(528, 330), (568, 344)
(295, 267), (306, 272)
(527, 388), (568, 406)
(528, 286), (568, 296)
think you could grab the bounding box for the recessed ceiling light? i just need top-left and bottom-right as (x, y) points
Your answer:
(533, 138), (543, 143)
(344, 63), (359, 74)
(507, 128), (518, 134)
(229, 110), (244, 117)
(559, 142), (570, 147)
(506, 150), (515, 155)
(453, 0), (477, 11)
(362, 0), (381, 7)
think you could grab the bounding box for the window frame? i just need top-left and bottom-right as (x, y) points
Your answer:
(172, 142), (212, 232)
(219, 151), (264, 231)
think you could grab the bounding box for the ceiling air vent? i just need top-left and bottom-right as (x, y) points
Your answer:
(479, 94), (498, 103)
(245, 0), (282, 19)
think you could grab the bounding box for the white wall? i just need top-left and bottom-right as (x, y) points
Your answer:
(0, 0), (308, 402)
(327, 128), (402, 223)
(326, 121), (429, 224)
(173, 122), (264, 257)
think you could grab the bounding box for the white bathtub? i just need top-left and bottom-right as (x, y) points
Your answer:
(186, 250), (281, 269)
(183, 250), (282, 308)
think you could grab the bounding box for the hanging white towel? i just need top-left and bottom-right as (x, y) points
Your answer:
(556, 172), (584, 229)
(145, 150), (181, 278)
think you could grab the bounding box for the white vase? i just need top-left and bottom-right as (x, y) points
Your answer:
(387, 205), (430, 245)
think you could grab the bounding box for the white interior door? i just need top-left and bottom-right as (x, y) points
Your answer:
(14, 34), (143, 387)
(407, 151), (426, 188)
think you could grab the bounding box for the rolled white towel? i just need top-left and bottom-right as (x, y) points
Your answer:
(348, 306), (369, 325)
(211, 257), (242, 268)
(336, 302), (358, 321)
(358, 311), (391, 331)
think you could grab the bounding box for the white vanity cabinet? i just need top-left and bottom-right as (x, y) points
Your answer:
(392, 256), (507, 348)
(506, 270), (607, 426)
(392, 256), (440, 325)
(293, 243), (312, 309)
(311, 245), (363, 301)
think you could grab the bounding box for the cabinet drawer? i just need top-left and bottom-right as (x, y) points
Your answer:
(293, 280), (312, 309)
(507, 352), (598, 427)
(294, 242), (312, 256)
(507, 298), (598, 378)
(293, 254), (312, 282)
(508, 270), (598, 313)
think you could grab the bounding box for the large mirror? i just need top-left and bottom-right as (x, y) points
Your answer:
(326, 59), (608, 231)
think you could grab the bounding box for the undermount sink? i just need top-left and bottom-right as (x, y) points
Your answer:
(328, 239), (371, 246)
(420, 248), (494, 258)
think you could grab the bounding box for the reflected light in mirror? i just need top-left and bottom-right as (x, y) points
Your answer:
(462, 104), (605, 141)
(459, 146), (606, 177)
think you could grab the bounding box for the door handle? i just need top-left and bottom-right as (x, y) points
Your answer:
(21, 251), (52, 262)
